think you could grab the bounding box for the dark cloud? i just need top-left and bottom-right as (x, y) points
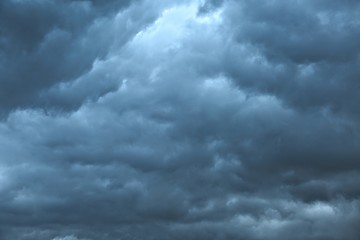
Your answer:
(221, 0), (360, 116)
(0, 0), (151, 116)
(0, 0), (360, 239)
(198, 0), (224, 14)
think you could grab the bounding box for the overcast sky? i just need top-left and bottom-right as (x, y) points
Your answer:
(1, 0), (360, 239)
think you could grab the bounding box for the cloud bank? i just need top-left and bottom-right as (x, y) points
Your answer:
(1, 0), (360, 239)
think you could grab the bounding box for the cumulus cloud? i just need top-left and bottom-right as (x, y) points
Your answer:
(0, 0), (360, 239)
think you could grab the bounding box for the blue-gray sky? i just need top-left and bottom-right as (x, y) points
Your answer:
(1, 0), (360, 239)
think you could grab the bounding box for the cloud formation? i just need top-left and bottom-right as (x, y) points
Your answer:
(0, 0), (360, 239)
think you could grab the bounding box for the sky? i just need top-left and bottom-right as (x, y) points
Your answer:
(0, 0), (360, 239)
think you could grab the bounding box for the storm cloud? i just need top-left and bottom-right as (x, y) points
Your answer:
(0, 0), (360, 239)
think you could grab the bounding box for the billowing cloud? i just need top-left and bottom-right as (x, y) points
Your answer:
(0, 0), (360, 239)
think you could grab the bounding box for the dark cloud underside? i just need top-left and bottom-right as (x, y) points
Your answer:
(0, 0), (360, 239)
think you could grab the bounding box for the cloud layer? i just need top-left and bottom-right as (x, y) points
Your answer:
(1, 0), (360, 239)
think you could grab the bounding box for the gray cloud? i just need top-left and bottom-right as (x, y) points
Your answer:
(0, 0), (360, 239)
(0, 0), (155, 116)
